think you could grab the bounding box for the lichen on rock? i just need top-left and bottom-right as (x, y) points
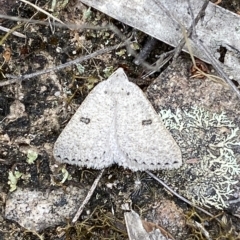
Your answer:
(159, 107), (240, 209)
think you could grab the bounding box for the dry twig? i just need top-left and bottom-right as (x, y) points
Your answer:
(0, 42), (129, 87)
(0, 26), (26, 39)
(145, 170), (216, 219)
(186, 0), (240, 99)
(72, 169), (105, 223)
(19, 0), (65, 25)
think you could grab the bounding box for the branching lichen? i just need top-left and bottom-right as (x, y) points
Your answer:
(159, 107), (240, 209)
(8, 171), (22, 192)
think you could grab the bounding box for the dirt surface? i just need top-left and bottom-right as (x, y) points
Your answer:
(0, 0), (240, 240)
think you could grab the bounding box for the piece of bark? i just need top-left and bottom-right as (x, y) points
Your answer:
(124, 210), (172, 240)
(80, 0), (240, 83)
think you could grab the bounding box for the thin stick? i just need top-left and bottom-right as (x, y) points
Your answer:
(72, 169), (105, 224)
(142, 50), (175, 78)
(193, 37), (240, 99)
(19, 0), (65, 25)
(0, 42), (128, 87)
(172, 0), (209, 63)
(186, 0), (240, 99)
(151, 0), (209, 63)
(142, 0), (208, 75)
(0, 24), (26, 45)
(0, 13), (165, 73)
(0, 14), (111, 31)
(145, 170), (215, 218)
(0, 25), (26, 38)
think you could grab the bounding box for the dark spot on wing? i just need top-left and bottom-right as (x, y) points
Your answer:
(80, 117), (90, 124)
(142, 119), (152, 125)
(104, 91), (108, 94)
(63, 158), (68, 161)
(127, 92), (130, 95)
(173, 161), (179, 164)
(72, 159), (75, 161)
(165, 162), (169, 165)
(54, 197), (67, 207)
(210, 135), (216, 142)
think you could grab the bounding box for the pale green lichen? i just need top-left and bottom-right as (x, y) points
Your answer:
(60, 167), (72, 184)
(103, 66), (114, 78)
(83, 7), (92, 21)
(8, 171), (22, 192)
(159, 107), (240, 209)
(26, 149), (38, 164)
(75, 64), (85, 74)
(116, 49), (127, 57)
